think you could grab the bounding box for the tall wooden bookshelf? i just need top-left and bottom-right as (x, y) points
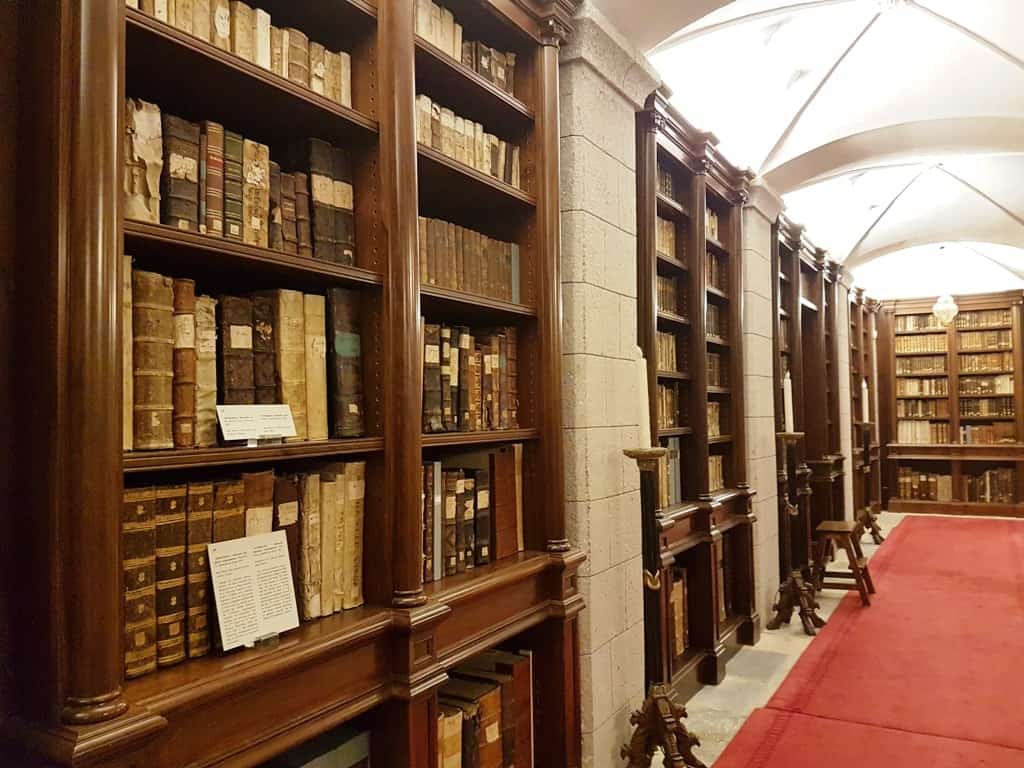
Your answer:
(850, 289), (882, 515)
(3, 2), (584, 766)
(636, 91), (759, 701)
(880, 291), (1024, 518)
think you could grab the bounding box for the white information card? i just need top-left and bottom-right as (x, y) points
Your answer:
(207, 530), (300, 651)
(216, 404), (297, 442)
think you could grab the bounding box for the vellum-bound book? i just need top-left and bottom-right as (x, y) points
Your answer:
(132, 269), (175, 450)
(242, 139), (270, 247)
(342, 461), (365, 609)
(194, 295), (219, 446)
(304, 294), (329, 441)
(299, 473), (322, 620)
(123, 98), (162, 223)
(171, 279), (197, 447)
(273, 289), (308, 440)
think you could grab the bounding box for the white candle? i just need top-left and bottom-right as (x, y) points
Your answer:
(636, 347), (652, 447)
(861, 377), (870, 423)
(783, 372), (795, 432)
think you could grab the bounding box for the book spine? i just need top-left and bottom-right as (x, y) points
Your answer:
(217, 295), (256, 405)
(173, 0), (194, 36)
(273, 474), (302, 608)
(251, 291), (278, 405)
(332, 467), (346, 614)
(271, 25), (284, 76)
(123, 98), (163, 224)
(319, 472), (338, 616)
(123, 255), (134, 451)
(210, 0), (231, 51)
(285, 27), (310, 87)
(229, 0), (254, 62)
(123, 487), (158, 678)
(212, 480), (245, 542)
(474, 469), (491, 565)
(193, 296), (219, 447)
(132, 269), (175, 449)
(324, 50), (341, 103)
(305, 138), (337, 262)
(343, 461), (366, 608)
(161, 114), (200, 231)
(304, 293), (329, 441)
(327, 287), (365, 438)
(192, 0), (211, 43)
(423, 464), (434, 583)
(154, 484), (187, 667)
(185, 482), (213, 658)
(242, 139), (270, 248)
(339, 51), (352, 108)
(454, 471), (467, 574)
(461, 473), (476, 571)
(441, 326), (455, 431)
(424, 323), (443, 432)
(201, 121), (224, 237)
(243, 470), (275, 536)
(299, 473), (322, 619)
(280, 172), (298, 254)
(254, 8), (271, 69)
(333, 147), (356, 265)
(171, 279), (197, 448)
(457, 328), (471, 429)
(293, 171), (314, 257)
(309, 42), (326, 94)
(223, 130), (244, 241)
(274, 289), (308, 441)
(443, 470), (458, 576)
(268, 160), (283, 251)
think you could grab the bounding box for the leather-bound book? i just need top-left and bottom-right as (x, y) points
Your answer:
(327, 287), (364, 438)
(490, 449), (517, 560)
(301, 138), (337, 261)
(198, 129), (208, 233)
(155, 484), (187, 667)
(268, 160), (283, 250)
(172, 278), (197, 448)
(309, 42), (326, 95)
(319, 470), (338, 616)
(123, 256), (134, 451)
(123, 98), (162, 224)
(210, 0), (231, 51)
(473, 469), (490, 565)
(192, 0), (211, 42)
(431, 461), (443, 582)
(429, 101), (442, 151)
(283, 28), (310, 87)
(298, 473), (322, 619)
(453, 471), (467, 573)
(217, 295), (255, 405)
(478, 338), (495, 431)
(461, 473), (475, 571)
(174, 0), (193, 34)
(497, 331), (509, 429)
(442, 470), (458, 577)
(453, 666), (514, 768)
(422, 464), (434, 583)
(440, 678), (503, 768)
(274, 474), (302, 606)
(273, 289), (308, 440)
(474, 42), (493, 82)
(416, 95), (432, 146)
(304, 293), (329, 441)
(465, 650), (532, 767)
(223, 130), (245, 241)
(201, 121), (225, 237)
(242, 139), (270, 248)
(507, 327), (518, 427)
(293, 171), (314, 256)
(213, 479), (245, 542)
(417, 216), (429, 283)
(185, 482), (213, 658)
(438, 705), (464, 768)
(229, 1), (255, 62)
(132, 269), (175, 450)
(243, 470), (275, 536)
(194, 295), (219, 447)
(251, 291), (277, 405)
(423, 323), (443, 432)
(161, 114), (200, 232)
(333, 148), (356, 265)
(440, 326), (455, 431)
(342, 461), (365, 608)
(280, 172), (299, 254)
(254, 8), (271, 69)
(456, 327), (471, 430)
(123, 487), (158, 678)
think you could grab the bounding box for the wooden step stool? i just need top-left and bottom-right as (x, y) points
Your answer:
(812, 520), (875, 606)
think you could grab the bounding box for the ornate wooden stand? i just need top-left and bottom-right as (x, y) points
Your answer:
(620, 684), (708, 768)
(766, 432), (825, 636)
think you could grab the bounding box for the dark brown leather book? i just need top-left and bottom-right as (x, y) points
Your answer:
(469, 347), (482, 431)
(132, 269), (175, 450)
(441, 326), (455, 431)
(465, 649), (532, 768)
(453, 666), (515, 768)
(274, 474), (302, 607)
(497, 330), (509, 429)
(439, 678), (503, 768)
(213, 479), (246, 543)
(185, 482), (214, 659)
(333, 147), (356, 265)
(473, 42), (493, 83)
(453, 470), (468, 574)
(293, 171), (314, 257)
(155, 484), (187, 667)
(201, 120), (225, 237)
(472, 469), (490, 565)
(161, 114), (200, 231)
(217, 295), (256, 405)
(461, 472), (475, 571)
(223, 129), (244, 241)
(243, 470), (276, 536)
(242, 139), (270, 248)
(490, 449), (517, 561)
(123, 487), (157, 679)
(280, 172), (298, 254)
(251, 291), (277, 405)
(422, 464), (434, 583)
(327, 287), (365, 438)
(268, 160), (284, 251)
(442, 469), (459, 577)
(302, 138), (338, 262)
(172, 278), (197, 448)
(456, 327), (471, 430)
(507, 326), (519, 428)
(423, 323), (443, 432)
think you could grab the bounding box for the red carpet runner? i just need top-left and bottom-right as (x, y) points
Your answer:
(714, 516), (1024, 767)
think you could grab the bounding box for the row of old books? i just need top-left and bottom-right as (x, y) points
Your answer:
(657, 383), (680, 430)
(418, 216), (520, 303)
(438, 649), (534, 768)
(657, 164), (676, 200)
(706, 252), (727, 293)
(661, 437), (683, 506)
(656, 331), (679, 372)
(895, 313), (943, 333)
(126, 0), (352, 108)
(959, 329), (1012, 351)
(122, 463), (365, 679)
(896, 420), (950, 444)
(960, 423), (1016, 444)
(897, 376), (948, 396)
(960, 374), (1013, 395)
(124, 263), (363, 452)
(715, 537), (729, 622)
(708, 455), (725, 493)
(895, 334), (947, 354)
(414, 0), (518, 97)
(960, 351), (1014, 373)
(964, 468), (1016, 504)
(956, 309), (1013, 329)
(896, 468), (953, 502)
(896, 355), (947, 375)
(707, 401), (722, 438)
(423, 324), (519, 433)
(705, 208), (721, 242)
(669, 569), (689, 662)
(960, 396), (1015, 418)
(125, 99), (357, 265)
(657, 275), (684, 316)
(706, 303), (727, 338)
(422, 445), (523, 583)
(707, 352), (725, 388)
(896, 398), (948, 419)
(416, 95), (522, 189)
(655, 216), (678, 260)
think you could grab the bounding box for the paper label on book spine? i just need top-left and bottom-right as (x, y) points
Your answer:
(445, 495), (456, 519)
(230, 325), (253, 350)
(425, 344), (440, 365)
(214, 5), (230, 37)
(459, 332), (470, 349)
(332, 181), (353, 211)
(174, 315), (196, 348)
(310, 174), (333, 204)
(485, 722), (499, 744)
(169, 153), (199, 182)
(277, 500), (299, 527)
(477, 490), (489, 508)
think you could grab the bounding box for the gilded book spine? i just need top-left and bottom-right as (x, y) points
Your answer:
(304, 294), (329, 441)
(327, 287), (364, 438)
(172, 278), (197, 448)
(217, 295), (255, 405)
(161, 114), (200, 231)
(299, 473), (322, 619)
(242, 139), (270, 248)
(155, 484), (187, 667)
(333, 148), (356, 265)
(343, 460), (365, 608)
(132, 269), (175, 450)
(223, 130), (244, 241)
(274, 289), (308, 440)
(123, 98), (162, 224)
(251, 292), (277, 405)
(123, 487), (157, 678)
(201, 121), (224, 237)
(123, 255), (134, 451)
(185, 482), (213, 658)
(194, 295), (219, 446)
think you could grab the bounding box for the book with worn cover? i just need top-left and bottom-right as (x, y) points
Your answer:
(123, 256), (134, 450)
(319, 470), (338, 616)
(213, 480), (246, 543)
(423, 323), (443, 432)
(283, 28), (310, 87)
(194, 295), (219, 446)
(342, 461), (366, 608)
(223, 130), (245, 241)
(229, 1), (254, 62)
(268, 160), (283, 250)
(441, 326), (455, 431)
(333, 147), (356, 265)
(438, 705), (463, 768)
(453, 666), (515, 768)
(154, 484), (187, 667)
(422, 464), (434, 583)
(132, 269), (175, 450)
(298, 473), (322, 620)
(453, 470), (467, 573)
(185, 482), (214, 658)
(217, 295), (256, 405)
(273, 289), (308, 441)
(327, 287), (364, 438)
(124, 98), (162, 224)
(123, 487), (158, 678)
(174, 0), (194, 34)
(456, 327), (471, 430)
(473, 469), (490, 565)
(254, 8), (271, 69)
(251, 291), (277, 405)
(270, 25), (285, 75)
(304, 293), (329, 441)
(243, 470), (275, 536)
(442, 470), (459, 577)
(242, 139), (270, 247)
(192, 0), (211, 43)
(280, 172), (299, 254)
(273, 474), (302, 608)
(293, 171), (314, 256)
(201, 120), (225, 237)
(301, 138), (337, 262)
(210, 0), (231, 51)
(309, 42), (326, 95)
(161, 114), (200, 231)
(327, 463), (346, 615)
(171, 278), (197, 448)
(460, 473), (475, 571)
(464, 649), (533, 767)
(440, 677), (503, 768)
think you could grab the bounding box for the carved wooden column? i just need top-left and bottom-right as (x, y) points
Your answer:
(689, 166), (710, 498)
(636, 111), (661, 447)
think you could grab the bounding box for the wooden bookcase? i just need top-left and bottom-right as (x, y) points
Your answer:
(879, 291), (1024, 518)
(3, 2), (584, 766)
(635, 91), (759, 701)
(849, 289), (882, 515)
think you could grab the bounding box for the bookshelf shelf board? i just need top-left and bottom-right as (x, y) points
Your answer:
(656, 191), (689, 220)
(706, 285), (729, 301)
(890, 452), (1022, 462)
(422, 550), (550, 603)
(706, 236), (729, 256)
(896, 372), (949, 378)
(895, 328), (947, 336)
(123, 220), (384, 288)
(125, 9), (379, 148)
(958, 415), (1016, 421)
(706, 334), (730, 348)
(671, 647), (705, 682)
(888, 498), (1024, 518)
(957, 370), (1015, 375)
(414, 36), (535, 128)
(957, 392), (1016, 398)
(708, 435), (733, 444)
(657, 370), (692, 381)
(896, 416), (949, 421)
(658, 426), (694, 438)
(897, 394), (950, 399)
(657, 310), (691, 328)
(800, 297), (818, 312)
(958, 347), (1014, 354)
(894, 350), (949, 357)
(123, 437), (385, 473)
(707, 386), (731, 395)
(657, 253), (689, 273)
(421, 428), (539, 448)
(417, 144), (536, 211)
(957, 324), (1013, 332)
(420, 284), (537, 319)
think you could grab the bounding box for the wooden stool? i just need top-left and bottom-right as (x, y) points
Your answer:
(812, 520), (875, 606)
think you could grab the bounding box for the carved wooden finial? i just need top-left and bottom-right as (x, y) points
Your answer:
(620, 685), (707, 768)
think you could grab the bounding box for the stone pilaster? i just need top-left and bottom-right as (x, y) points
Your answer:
(836, 279), (855, 520)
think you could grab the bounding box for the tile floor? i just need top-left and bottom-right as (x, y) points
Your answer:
(652, 511), (904, 767)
